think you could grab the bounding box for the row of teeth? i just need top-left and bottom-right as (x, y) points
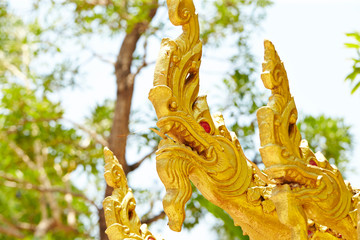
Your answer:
(289, 183), (313, 191)
(160, 121), (213, 158)
(286, 169), (317, 188)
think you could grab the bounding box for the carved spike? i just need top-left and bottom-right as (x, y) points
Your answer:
(184, 135), (192, 142)
(162, 122), (174, 133)
(205, 146), (214, 159)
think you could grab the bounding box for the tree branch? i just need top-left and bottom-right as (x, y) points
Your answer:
(108, 0), (158, 175)
(0, 132), (37, 170)
(66, 119), (109, 146)
(0, 51), (30, 89)
(0, 171), (99, 210)
(33, 135), (61, 223)
(90, 50), (115, 65)
(5, 117), (62, 134)
(102, 1), (159, 239)
(0, 225), (25, 239)
(141, 211), (166, 225)
(0, 214), (27, 239)
(0, 214), (36, 231)
(128, 148), (157, 172)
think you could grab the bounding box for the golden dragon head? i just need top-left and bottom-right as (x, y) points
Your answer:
(257, 41), (355, 236)
(103, 0), (359, 239)
(149, 0), (253, 232)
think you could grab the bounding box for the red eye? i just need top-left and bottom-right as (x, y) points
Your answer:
(309, 159), (317, 166)
(199, 121), (211, 133)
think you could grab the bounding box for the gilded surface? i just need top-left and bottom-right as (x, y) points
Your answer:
(103, 0), (359, 239)
(103, 148), (159, 240)
(257, 40), (357, 239)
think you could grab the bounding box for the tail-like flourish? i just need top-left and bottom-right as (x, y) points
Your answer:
(257, 40), (357, 240)
(156, 140), (193, 232)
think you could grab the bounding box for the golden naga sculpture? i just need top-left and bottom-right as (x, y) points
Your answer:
(103, 148), (160, 240)
(103, 0), (360, 239)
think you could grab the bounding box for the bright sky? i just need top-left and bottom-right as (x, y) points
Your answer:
(253, 0), (360, 187)
(8, 0), (360, 239)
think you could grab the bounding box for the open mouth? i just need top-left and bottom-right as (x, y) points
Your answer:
(157, 117), (215, 159)
(265, 165), (322, 192)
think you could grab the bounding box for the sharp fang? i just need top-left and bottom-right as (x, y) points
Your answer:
(183, 131), (190, 137)
(197, 145), (205, 153)
(186, 140), (194, 148)
(179, 125), (185, 132)
(181, 130), (188, 137)
(192, 141), (200, 149)
(162, 122), (174, 133)
(184, 135), (192, 142)
(174, 122), (180, 129)
(205, 146), (214, 159)
(196, 144), (205, 154)
(316, 176), (322, 186)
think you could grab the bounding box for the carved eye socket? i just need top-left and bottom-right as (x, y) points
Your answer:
(288, 123), (295, 136)
(185, 72), (195, 84)
(128, 201), (136, 220)
(309, 159), (318, 166)
(128, 209), (133, 220)
(199, 121), (211, 133)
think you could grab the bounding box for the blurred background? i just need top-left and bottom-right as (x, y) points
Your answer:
(1, 0), (359, 239)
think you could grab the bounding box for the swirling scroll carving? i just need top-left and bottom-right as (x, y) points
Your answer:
(103, 148), (160, 240)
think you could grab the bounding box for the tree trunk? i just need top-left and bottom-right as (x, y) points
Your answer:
(99, 3), (158, 239)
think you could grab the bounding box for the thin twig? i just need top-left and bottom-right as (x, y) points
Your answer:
(128, 148), (157, 172)
(129, 37), (156, 81)
(0, 225), (25, 239)
(0, 214), (36, 232)
(33, 133), (61, 223)
(0, 132), (37, 170)
(90, 50), (115, 65)
(5, 117), (62, 134)
(141, 211), (166, 225)
(0, 53), (30, 89)
(0, 171), (99, 210)
(65, 119), (109, 146)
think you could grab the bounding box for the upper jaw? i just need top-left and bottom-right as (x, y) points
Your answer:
(156, 115), (217, 160)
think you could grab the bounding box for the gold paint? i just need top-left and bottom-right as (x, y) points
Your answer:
(103, 0), (359, 239)
(103, 147), (160, 240)
(258, 40), (357, 239)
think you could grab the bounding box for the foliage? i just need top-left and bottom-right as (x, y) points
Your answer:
(194, 192), (249, 240)
(0, 85), (101, 239)
(344, 32), (360, 94)
(221, 69), (266, 163)
(0, 3), (104, 238)
(0, 0), (355, 239)
(298, 115), (353, 174)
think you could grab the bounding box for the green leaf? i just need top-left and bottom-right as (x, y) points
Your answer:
(344, 43), (360, 49)
(351, 81), (360, 94)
